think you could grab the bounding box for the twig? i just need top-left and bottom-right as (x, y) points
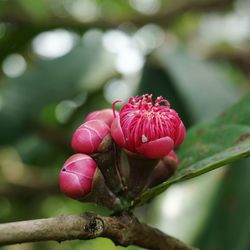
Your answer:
(1, 0), (233, 29)
(0, 212), (196, 250)
(0, 0), (233, 68)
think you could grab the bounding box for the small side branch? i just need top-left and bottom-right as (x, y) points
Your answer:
(0, 213), (196, 250)
(1, 0), (233, 29)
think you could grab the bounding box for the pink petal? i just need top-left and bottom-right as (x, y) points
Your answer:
(71, 120), (110, 154)
(85, 109), (118, 127)
(64, 153), (91, 166)
(71, 127), (97, 154)
(59, 171), (86, 199)
(163, 150), (178, 164)
(136, 136), (174, 159)
(111, 117), (126, 147)
(66, 159), (96, 178)
(83, 120), (110, 139)
(59, 154), (97, 199)
(174, 121), (186, 147)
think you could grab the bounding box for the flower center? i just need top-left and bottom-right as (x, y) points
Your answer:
(118, 94), (180, 150)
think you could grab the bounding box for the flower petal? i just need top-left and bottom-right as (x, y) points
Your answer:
(175, 121), (186, 147)
(71, 120), (110, 154)
(136, 136), (174, 159)
(111, 117), (126, 147)
(85, 109), (118, 127)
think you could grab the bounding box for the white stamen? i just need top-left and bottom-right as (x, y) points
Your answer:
(142, 134), (148, 143)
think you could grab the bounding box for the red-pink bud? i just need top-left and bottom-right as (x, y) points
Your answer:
(85, 108), (118, 127)
(59, 154), (96, 199)
(111, 94), (186, 159)
(71, 120), (110, 154)
(147, 150), (179, 188)
(164, 150), (178, 164)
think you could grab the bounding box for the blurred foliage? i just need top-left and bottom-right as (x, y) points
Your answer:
(0, 0), (250, 249)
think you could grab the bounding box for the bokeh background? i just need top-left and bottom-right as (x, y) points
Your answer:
(0, 0), (250, 249)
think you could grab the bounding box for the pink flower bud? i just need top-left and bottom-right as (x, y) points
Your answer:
(71, 120), (110, 154)
(111, 94), (186, 159)
(163, 150), (179, 164)
(85, 108), (118, 127)
(147, 150), (179, 188)
(59, 154), (96, 199)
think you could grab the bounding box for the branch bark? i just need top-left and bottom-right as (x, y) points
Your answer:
(0, 213), (196, 250)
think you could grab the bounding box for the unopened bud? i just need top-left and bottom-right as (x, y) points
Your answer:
(71, 120), (110, 154)
(85, 108), (118, 127)
(147, 150), (179, 188)
(59, 153), (121, 210)
(59, 154), (96, 199)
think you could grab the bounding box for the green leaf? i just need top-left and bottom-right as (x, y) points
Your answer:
(155, 47), (242, 122)
(135, 93), (250, 207)
(17, 0), (50, 20)
(194, 158), (250, 250)
(0, 38), (115, 144)
(137, 62), (192, 127)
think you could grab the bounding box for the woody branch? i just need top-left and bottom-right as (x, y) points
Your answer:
(0, 212), (196, 250)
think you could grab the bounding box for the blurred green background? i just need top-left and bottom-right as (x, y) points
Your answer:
(0, 0), (250, 249)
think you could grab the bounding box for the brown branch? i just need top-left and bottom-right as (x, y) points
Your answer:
(0, 213), (197, 250)
(1, 0), (233, 30)
(123, 0), (234, 27)
(0, 0), (234, 68)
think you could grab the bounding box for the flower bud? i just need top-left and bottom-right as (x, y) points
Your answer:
(147, 150), (179, 188)
(85, 108), (118, 127)
(59, 154), (96, 199)
(59, 153), (121, 209)
(71, 120), (110, 154)
(111, 94), (186, 159)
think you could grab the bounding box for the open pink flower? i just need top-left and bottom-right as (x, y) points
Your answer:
(111, 94), (186, 158)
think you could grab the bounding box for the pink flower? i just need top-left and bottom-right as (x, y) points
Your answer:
(59, 154), (96, 199)
(85, 108), (118, 127)
(111, 94), (186, 158)
(71, 120), (110, 154)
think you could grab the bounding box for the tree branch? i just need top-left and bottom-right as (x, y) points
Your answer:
(0, 213), (196, 250)
(0, 0), (234, 69)
(120, 0), (233, 27)
(1, 0), (233, 30)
